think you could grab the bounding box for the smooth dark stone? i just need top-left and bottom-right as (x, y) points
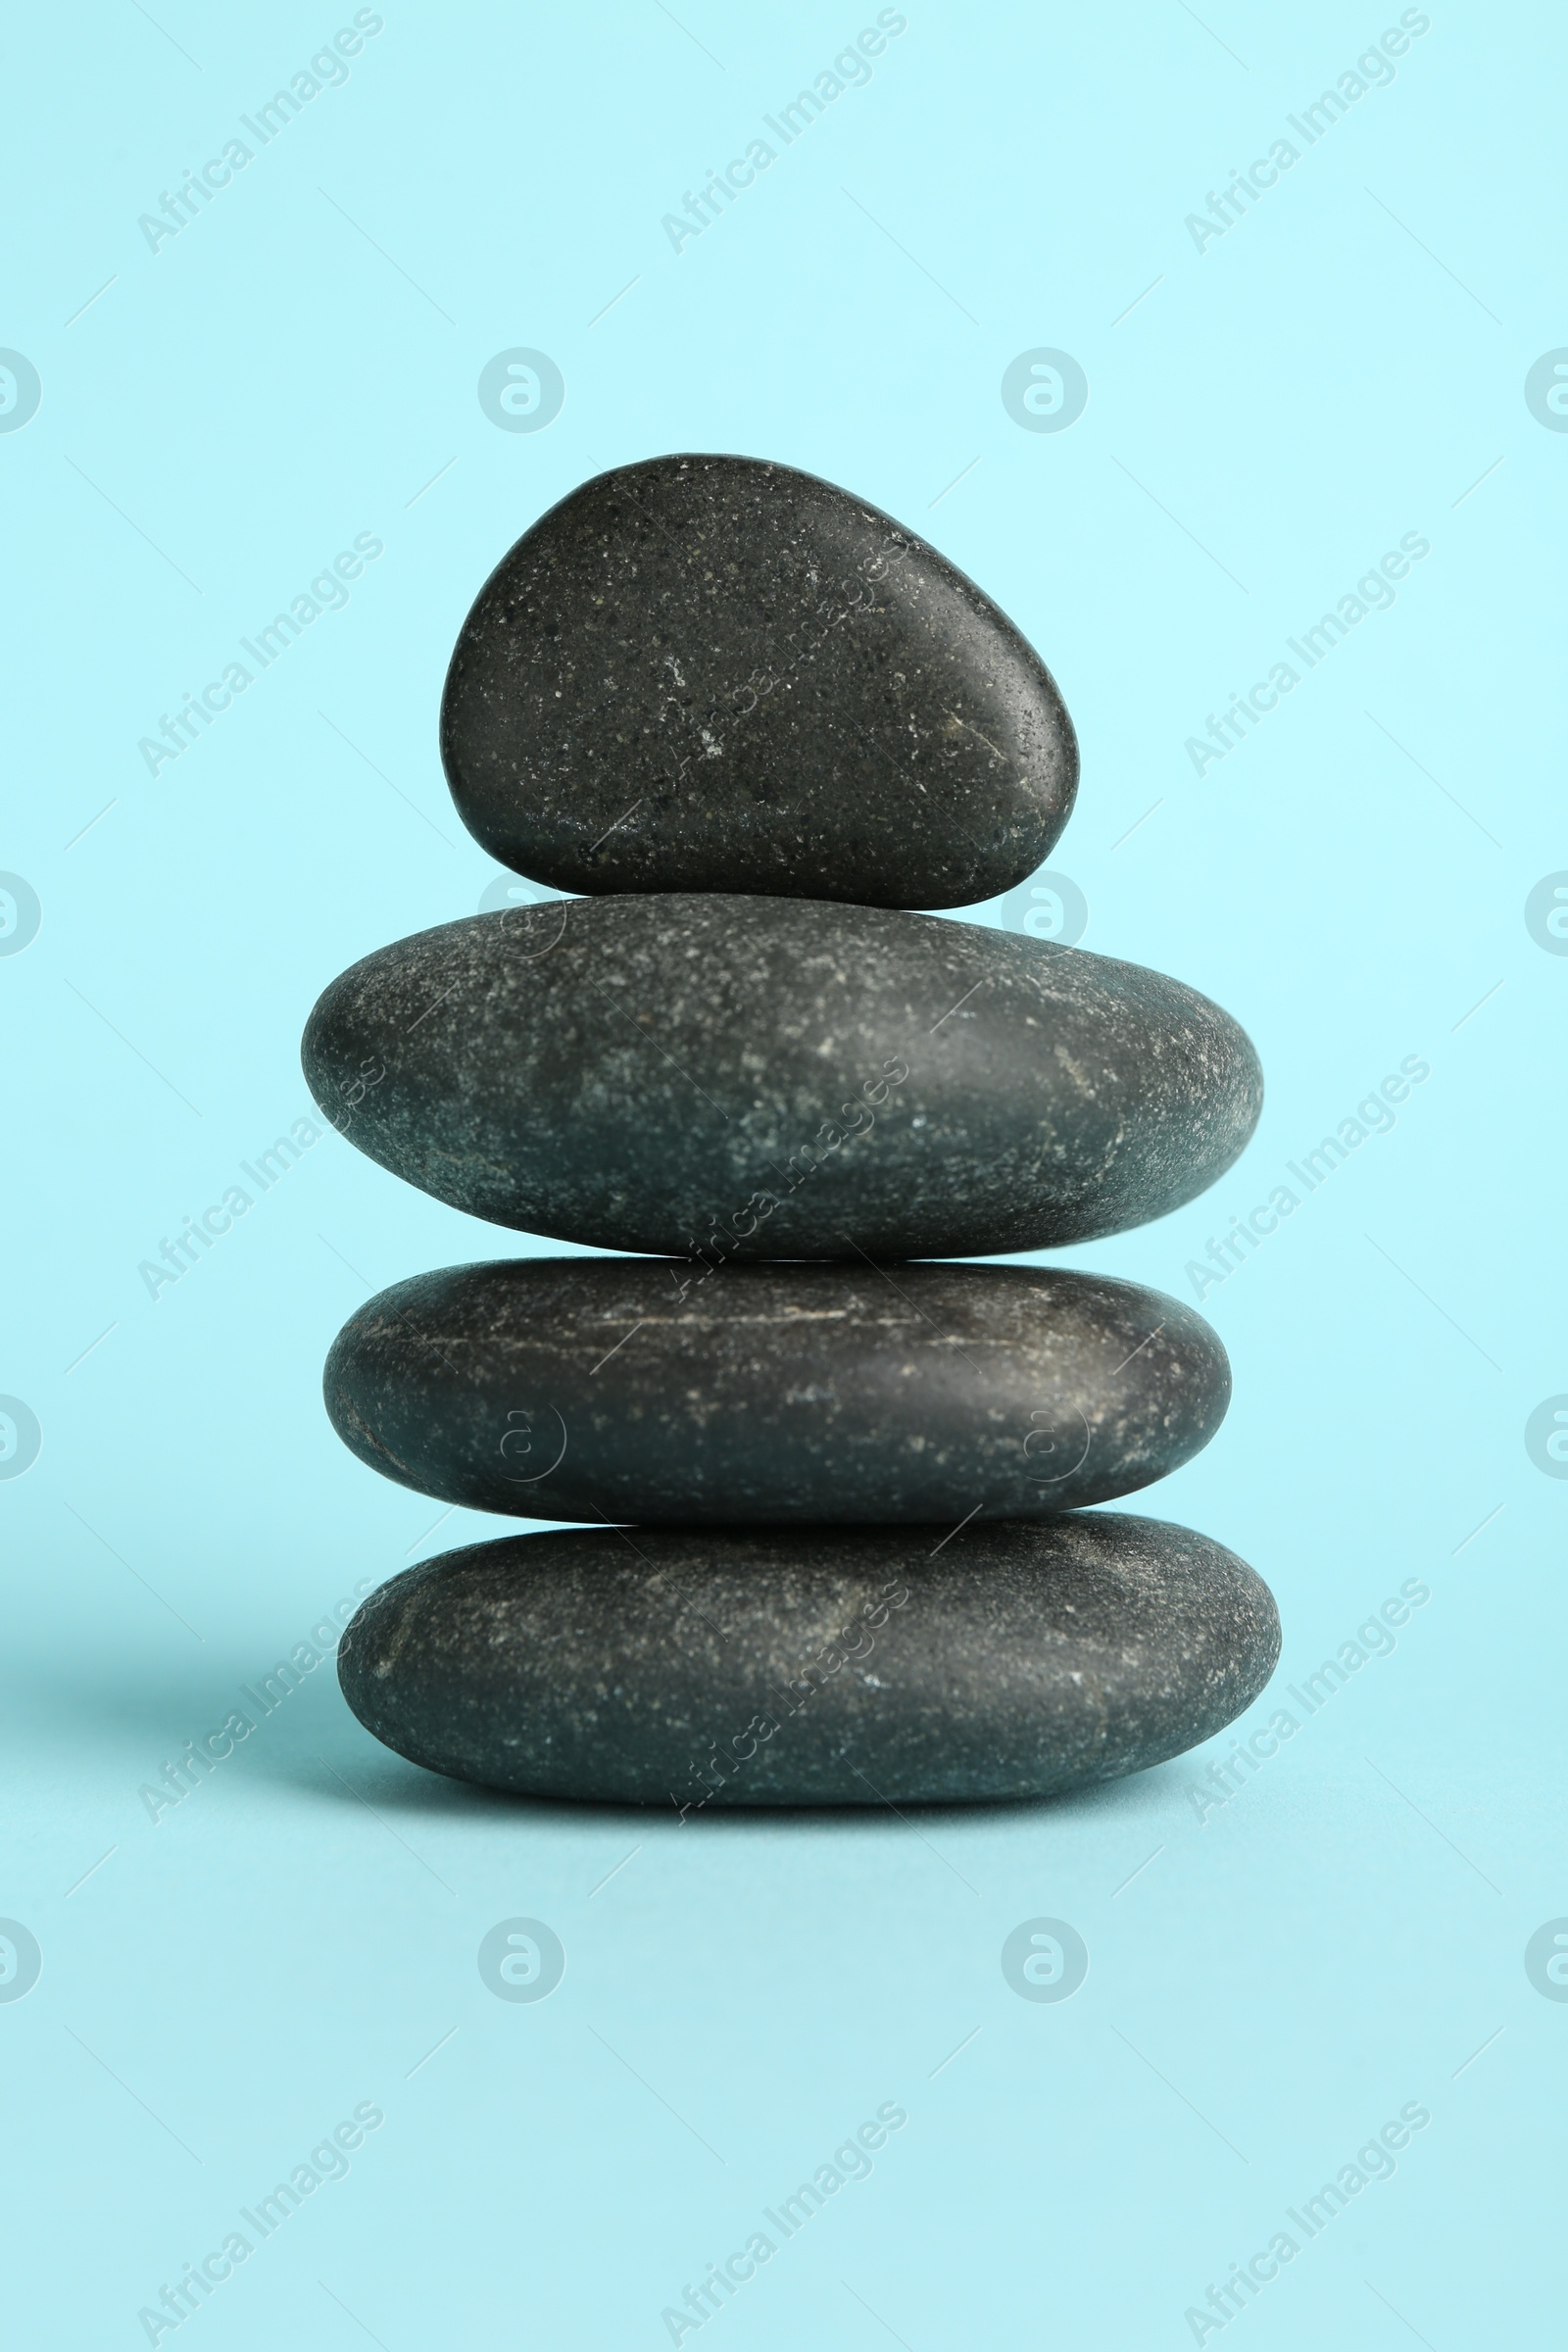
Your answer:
(437, 454), (1078, 909)
(336, 1515), (1280, 1806)
(324, 1259), (1229, 1523)
(302, 896), (1262, 1258)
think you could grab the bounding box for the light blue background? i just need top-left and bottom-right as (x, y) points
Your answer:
(3, 3), (1562, 2343)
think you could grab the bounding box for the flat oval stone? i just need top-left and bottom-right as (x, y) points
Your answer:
(301, 896), (1262, 1258)
(336, 1514), (1280, 1805)
(438, 454), (1078, 909)
(324, 1259), (1229, 1523)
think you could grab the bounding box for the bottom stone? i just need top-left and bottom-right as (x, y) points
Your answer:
(337, 1515), (1279, 1807)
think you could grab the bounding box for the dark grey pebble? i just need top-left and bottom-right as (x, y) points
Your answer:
(336, 1514), (1280, 1806)
(324, 1259), (1229, 1524)
(438, 453), (1078, 909)
(301, 895), (1262, 1259)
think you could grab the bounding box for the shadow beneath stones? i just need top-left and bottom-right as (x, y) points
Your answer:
(10, 1644), (1195, 1842)
(270, 1731), (1192, 1840)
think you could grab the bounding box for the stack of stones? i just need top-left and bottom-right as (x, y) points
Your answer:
(305, 455), (1279, 1813)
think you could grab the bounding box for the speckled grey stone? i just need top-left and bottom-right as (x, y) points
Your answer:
(301, 895), (1262, 1259)
(336, 1514), (1280, 1806)
(323, 1259), (1230, 1524)
(437, 454), (1078, 909)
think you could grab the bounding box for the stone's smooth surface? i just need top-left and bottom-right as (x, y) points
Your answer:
(438, 454), (1078, 909)
(302, 895), (1263, 1259)
(324, 1259), (1230, 1523)
(336, 1514), (1280, 1806)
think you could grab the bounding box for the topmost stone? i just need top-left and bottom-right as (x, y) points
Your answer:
(438, 454), (1078, 909)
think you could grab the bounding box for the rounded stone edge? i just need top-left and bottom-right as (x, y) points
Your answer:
(318, 1260), (1235, 1523)
(435, 451), (1081, 910)
(335, 1520), (1282, 1809)
(299, 905), (1267, 1257)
